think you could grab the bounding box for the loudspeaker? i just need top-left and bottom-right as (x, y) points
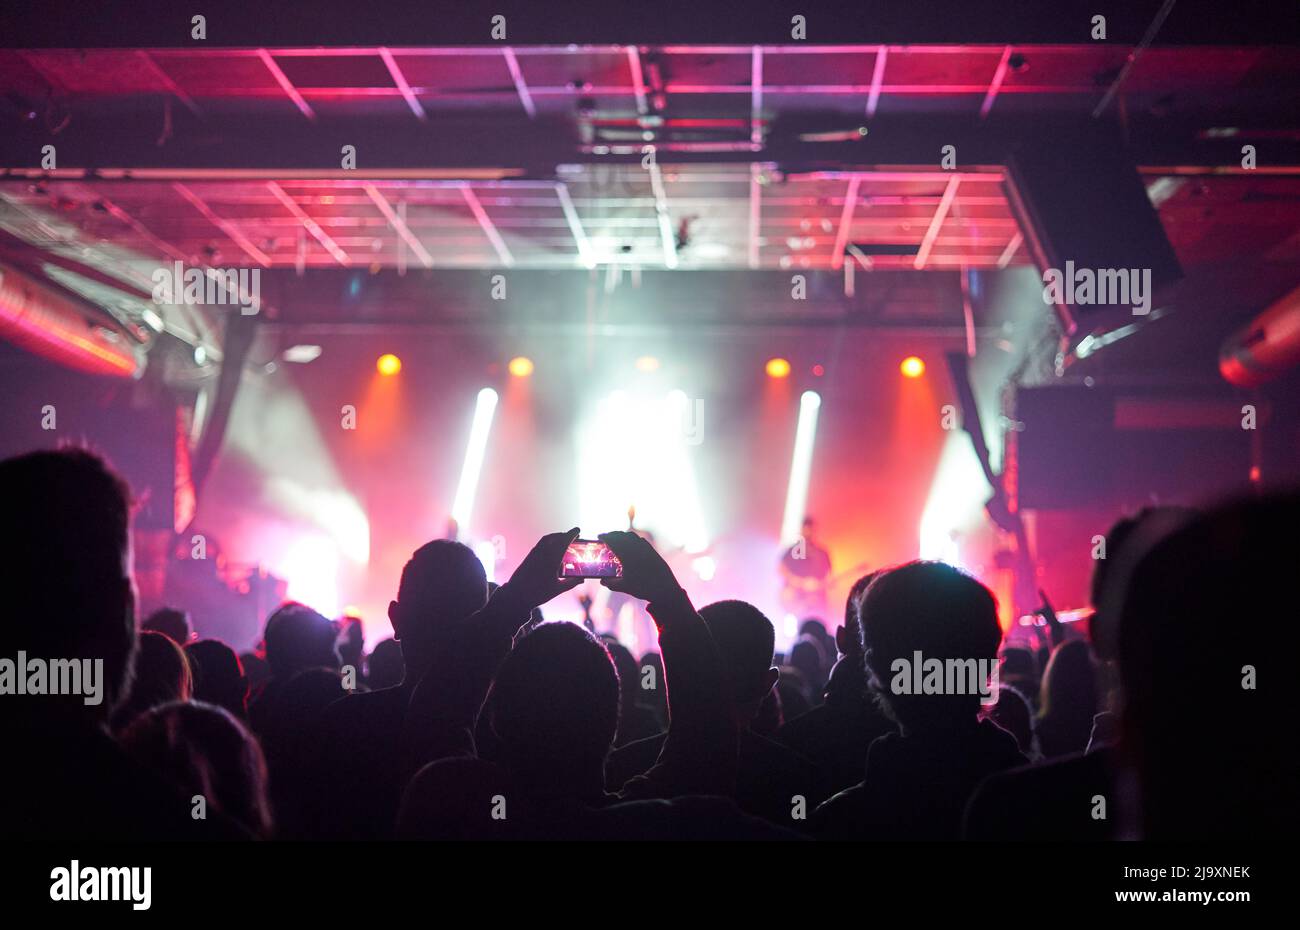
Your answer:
(1005, 131), (1182, 331)
(1016, 386), (1253, 509)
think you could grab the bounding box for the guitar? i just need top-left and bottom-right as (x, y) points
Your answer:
(778, 561), (875, 616)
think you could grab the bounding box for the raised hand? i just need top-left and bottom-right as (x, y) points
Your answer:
(597, 530), (686, 607)
(497, 527), (584, 613)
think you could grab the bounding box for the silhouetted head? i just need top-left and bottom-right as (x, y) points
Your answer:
(262, 603), (339, 680)
(1118, 492), (1300, 839)
(1039, 639), (1098, 724)
(239, 652), (271, 691)
(142, 607), (192, 645)
(799, 618), (828, 640)
(110, 630), (193, 733)
(837, 572), (877, 657)
(120, 700), (272, 837)
(699, 600), (779, 723)
(0, 448), (135, 722)
(859, 561), (1001, 733)
(185, 639), (248, 720)
(336, 615), (365, 671)
(388, 539), (488, 679)
(365, 638), (404, 691)
(1090, 506), (1196, 662)
(488, 622), (619, 797)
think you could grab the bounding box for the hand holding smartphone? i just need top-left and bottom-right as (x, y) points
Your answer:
(558, 538), (624, 579)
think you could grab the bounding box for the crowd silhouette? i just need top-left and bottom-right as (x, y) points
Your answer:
(1, 446), (1294, 841)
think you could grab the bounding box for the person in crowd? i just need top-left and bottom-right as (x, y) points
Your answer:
(315, 539), (489, 839)
(142, 606), (194, 645)
(964, 507), (1194, 841)
(605, 599), (828, 825)
(601, 637), (664, 746)
(997, 646), (1040, 707)
(186, 639), (250, 721)
(811, 561), (1025, 840)
(259, 602), (340, 686)
(251, 666), (345, 839)
(398, 530), (799, 840)
(364, 637), (404, 691)
(239, 650), (271, 698)
(775, 666), (814, 722)
(1035, 639), (1099, 758)
(109, 629), (193, 733)
(1113, 493), (1299, 839)
(336, 614), (366, 684)
(777, 573), (896, 796)
(0, 448), (245, 840)
(120, 700), (273, 838)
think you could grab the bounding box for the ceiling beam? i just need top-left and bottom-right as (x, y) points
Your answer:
(980, 46), (1013, 119)
(866, 47), (888, 119)
(502, 48), (537, 119)
(555, 183), (595, 269)
(378, 48), (426, 121)
(831, 176), (861, 270)
(363, 183), (433, 267)
(172, 183), (273, 267)
(914, 175), (961, 269)
(267, 181), (350, 265)
(257, 49), (316, 120)
(460, 183), (514, 266)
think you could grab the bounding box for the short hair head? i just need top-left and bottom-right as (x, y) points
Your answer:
(0, 448), (135, 719)
(859, 561), (1001, 731)
(262, 602), (339, 679)
(488, 622), (619, 784)
(142, 607), (192, 645)
(699, 600), (778, 706)
(120, 700), (272, 837)
(390, 539), (488, 664)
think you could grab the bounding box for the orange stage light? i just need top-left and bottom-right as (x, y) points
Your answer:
(900, 356), (926, 378)
(765, 357), (792, 378)
(376, 353), (402, 376)
(508, 356), (535, 377)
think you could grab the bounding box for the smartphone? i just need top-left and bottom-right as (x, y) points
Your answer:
(559, 538), (623, 579)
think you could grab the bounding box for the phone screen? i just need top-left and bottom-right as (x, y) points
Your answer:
(559, 539), (623, 579)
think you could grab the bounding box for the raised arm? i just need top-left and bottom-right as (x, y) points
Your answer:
(598, 531), (738, 800)
(401, 528), (582, 770)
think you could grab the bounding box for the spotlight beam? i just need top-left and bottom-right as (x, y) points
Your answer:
(780, 390), (822, 547)
(450, 388), (500, 533)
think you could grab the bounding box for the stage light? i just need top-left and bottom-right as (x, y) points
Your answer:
(283, 344), (322, 364)
(779, 390), (822, 546)
(281, 536), (340, 618)
(635, 355), (660, 373)
(900, 356), (926, 378)
(766, 357), (792, 378)
(472, 538), (499, 584)
(376, 353), (402, 376)
(577, 389), (709, 569)
(920, 435), (990, 568)
(141, 308), (164, 333)
(508, 356), (534, 377)
(450, 387), (500, 534)
(812, 364), (825, 377)
(692, 555), (717, 582)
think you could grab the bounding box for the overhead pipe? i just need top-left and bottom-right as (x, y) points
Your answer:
(1220, 284), (1300, 387)
(0, 262), (140, 377)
